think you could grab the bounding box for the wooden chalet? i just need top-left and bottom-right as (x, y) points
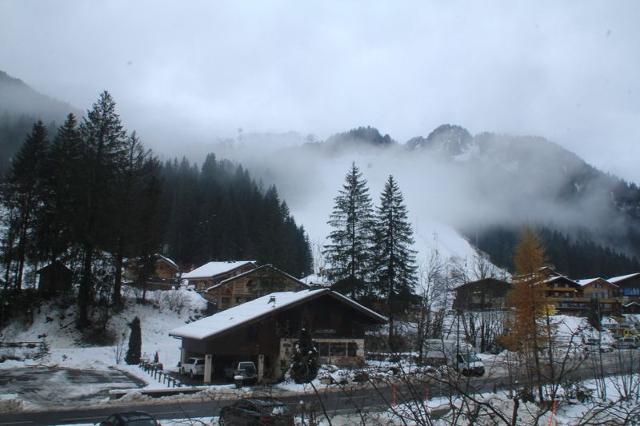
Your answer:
(576, 278), (620, 315)
(202, 264), (308, 311)
(124, 254), (180, 290)
(452, 278), (512, 311)
(540, 275), (584, 314)
(169, 289), (387, 384)
(37, 261), (72, 293)
(608, 273), (640, 313)
(182, 260), (258, 291)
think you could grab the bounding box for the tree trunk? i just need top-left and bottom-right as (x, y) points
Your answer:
(113, 250), (123, 306)
(78, 243), (93, 327)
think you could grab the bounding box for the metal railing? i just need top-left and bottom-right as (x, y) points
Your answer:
(139, 359), (183, 388)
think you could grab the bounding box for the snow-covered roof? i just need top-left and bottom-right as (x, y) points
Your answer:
(543, 275), (578, 285)
(182, 260), (256, 279)
(576, 277), (617, 287)
(204, 264), (308, 292)
(169, 289), (387, 340)
(301, 273), (331, 287)
(608, 273), (640, 284)
(155, 253), (179, 271)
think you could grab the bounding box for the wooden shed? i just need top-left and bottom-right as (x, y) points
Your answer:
(37, 261), (72, 293)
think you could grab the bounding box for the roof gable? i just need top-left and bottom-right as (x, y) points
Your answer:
(609, 273), (640, 284)
(182, 260), (257, 279)
(204, 264), (308, 292)
(169, 289), (386, 340)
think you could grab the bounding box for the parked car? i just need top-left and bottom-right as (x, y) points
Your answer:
(613, 337), (639, 349)
(99, 411), (160, 426)
(224, 361), (257, 383)
(219, 398), (293, 425)
(584, 338), (613, 353)
(181, 356), (205, 378)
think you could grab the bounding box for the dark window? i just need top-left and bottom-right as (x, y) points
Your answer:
(319, 342), (330, 356)
(332, 342), (346, 356)
(347, 342), (358, 356)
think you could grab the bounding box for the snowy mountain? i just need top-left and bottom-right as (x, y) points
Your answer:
(0, 70), (80, 122)
(207, 125), (640, 278)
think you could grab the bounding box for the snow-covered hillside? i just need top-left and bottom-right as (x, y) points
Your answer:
(0, 287), (208, 372)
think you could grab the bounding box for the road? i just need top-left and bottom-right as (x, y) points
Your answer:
(1, 351), (638, 425)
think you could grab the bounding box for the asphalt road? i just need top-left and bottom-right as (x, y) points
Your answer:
(1, 351), (638, 425)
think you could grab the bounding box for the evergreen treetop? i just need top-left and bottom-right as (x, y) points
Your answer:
(323, 162), (375, 298)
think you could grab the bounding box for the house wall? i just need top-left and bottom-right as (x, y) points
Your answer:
(180, 293), (378, 381)
(619, 276), (640, 298)
(188, 263), (257, 291)
(203, 267), (306, 311)
(155, 261), (178, 279)
(452, 279), (511, 311)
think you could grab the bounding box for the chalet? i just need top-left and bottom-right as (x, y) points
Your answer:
(576, 278), (620, 314)
(202, 264), (308, 312)
(169, 288), (387, 384)
(452, 278), (512, 311)
(608, 273), (640, 313)
(124, 254), (180, 290)
(37, 261), (72, 293)
(182, 260), (257, 291)
(609, 273), (640, 299)
(540, 275), (584, 315)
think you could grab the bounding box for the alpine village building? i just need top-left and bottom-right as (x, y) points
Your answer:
(169, 288), (387, 384)
(452, 269), (640, 316)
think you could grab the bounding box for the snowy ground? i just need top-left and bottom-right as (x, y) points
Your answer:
(0, 287), (209, 408)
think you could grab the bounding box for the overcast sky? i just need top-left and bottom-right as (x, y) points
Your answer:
(1, 1), (639, 182)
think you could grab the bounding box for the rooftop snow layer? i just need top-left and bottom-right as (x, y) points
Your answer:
(182, 260), (256, 279)
(608, 273), (640, 283)
(169, 289), (386, 340)
(576, 278), (599, 286)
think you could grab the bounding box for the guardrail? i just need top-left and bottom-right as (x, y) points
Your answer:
(0, 341), (48, 360)
(139, 360), (182, 388)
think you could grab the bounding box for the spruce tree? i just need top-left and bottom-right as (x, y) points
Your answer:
(371, 175), (417, 348)
(77, 91), (128, 327)
(4, 121), (49, 288)
(323, 163), (375, 298)
(37, 114), (83, 262)
(125, 316), (142, 365)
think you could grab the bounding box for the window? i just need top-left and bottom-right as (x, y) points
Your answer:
(318, 342), (330, 356)
(347, 342), (358, 356)
(332, 342), (347, 356)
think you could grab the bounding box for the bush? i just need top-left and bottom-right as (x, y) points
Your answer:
(125, 316), (142, 365)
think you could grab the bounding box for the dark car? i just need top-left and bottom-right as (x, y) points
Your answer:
(219, 398), (294, 425)
(99, 411), (160, 426)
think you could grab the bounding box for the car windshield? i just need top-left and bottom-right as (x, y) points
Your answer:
(126, 420), (157, 426)
(239, 363), (255, 373)
(121, 414), (157, 425)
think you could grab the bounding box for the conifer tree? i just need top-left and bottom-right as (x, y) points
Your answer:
(4, 121), (49, 288)
(125, 316), (142, 365)
(37, 114), (83, 261)
(289, 327), (319, 384)
(371, 175), (417, 348)
(323, 163), (375, 298)
(77, 91), (128, 327)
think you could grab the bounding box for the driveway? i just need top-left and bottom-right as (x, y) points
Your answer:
(0, 366), (145, 408)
